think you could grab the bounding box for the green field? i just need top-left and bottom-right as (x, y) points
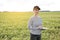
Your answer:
(0, 12), (60, 40)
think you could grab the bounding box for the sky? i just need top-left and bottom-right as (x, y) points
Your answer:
(0, 0), (60, 12)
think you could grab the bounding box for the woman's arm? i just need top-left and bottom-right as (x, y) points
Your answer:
(37, 19), (43, 29)
(28, 18), (39, 30)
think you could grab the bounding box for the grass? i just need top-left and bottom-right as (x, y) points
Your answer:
(0, 12), (60, 40)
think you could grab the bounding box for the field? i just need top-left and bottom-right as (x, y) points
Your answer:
(0, 12), (60, 40)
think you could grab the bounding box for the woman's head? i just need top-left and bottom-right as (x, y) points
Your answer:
(33, 6), (40, 15)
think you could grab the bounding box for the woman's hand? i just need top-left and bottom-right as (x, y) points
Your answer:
(37, 26), (43, 29)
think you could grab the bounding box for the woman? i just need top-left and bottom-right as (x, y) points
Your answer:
(28, 6), (43, 40)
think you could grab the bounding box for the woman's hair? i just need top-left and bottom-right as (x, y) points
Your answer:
(33, 6), (40, 10)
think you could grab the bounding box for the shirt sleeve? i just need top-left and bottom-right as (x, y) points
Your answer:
(40, 18), (42, 26)
(28, 17), (39, 30)
(39, 18), (43, 29)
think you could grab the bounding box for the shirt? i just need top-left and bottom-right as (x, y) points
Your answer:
(28, 15), (42, 35)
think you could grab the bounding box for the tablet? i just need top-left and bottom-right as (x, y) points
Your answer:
(40, 27), (48, 30)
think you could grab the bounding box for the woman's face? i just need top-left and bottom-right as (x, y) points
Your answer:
(33, 9), (39, 14)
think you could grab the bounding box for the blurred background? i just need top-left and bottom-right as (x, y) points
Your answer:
(0, 0), (60, 40)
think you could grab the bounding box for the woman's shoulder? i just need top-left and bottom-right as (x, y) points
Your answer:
(29, 16), (36, 21)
